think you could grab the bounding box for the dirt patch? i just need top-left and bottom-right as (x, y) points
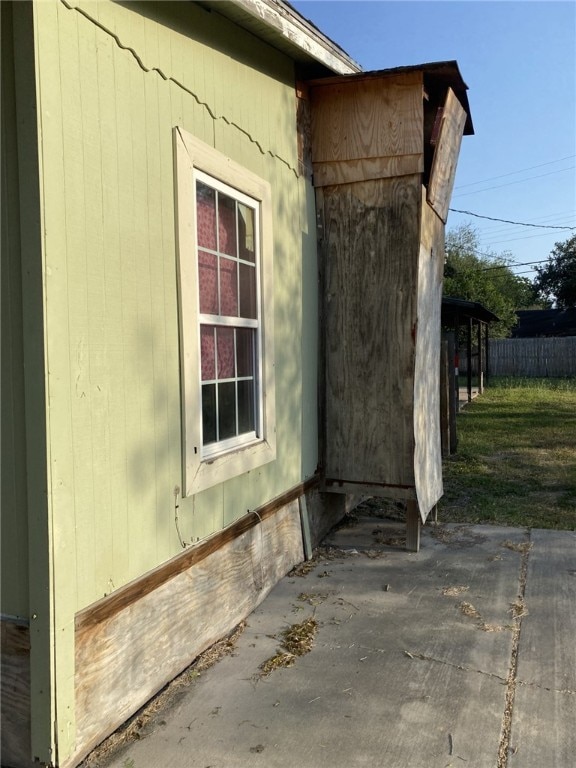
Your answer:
(502, 540), (533, 554)
(288, 546), (350, 577)
(442, 585), (470, 597)
(443, 590), (507, 633)
(372, 526), (406, 547)
(297, 591), (331, 606)
(431, 524), (488, 548)
(355, 498), (407, 521)
(459, 601), (482, 620)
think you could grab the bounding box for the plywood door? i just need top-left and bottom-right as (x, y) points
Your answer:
(413, 194), (445, 520)
(426, 88), (467, 223)
(320, 175), (421, 494)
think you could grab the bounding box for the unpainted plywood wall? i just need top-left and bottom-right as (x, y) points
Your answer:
(318, 175), (421, 489)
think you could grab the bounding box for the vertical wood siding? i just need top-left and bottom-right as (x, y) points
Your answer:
(33, 1), (315, 757)
(35, 0), (310, 614)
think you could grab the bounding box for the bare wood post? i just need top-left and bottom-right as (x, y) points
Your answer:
(477, 320), (484, 393)
(440, 336), (450, 457)
(447, 332), (458, 453)
(485, 323), (490, 383)
(467, 316), (473, 403)
(406, 500), (421, 552)
(454, 312), (461, 411)
(299, 495), (313, 561)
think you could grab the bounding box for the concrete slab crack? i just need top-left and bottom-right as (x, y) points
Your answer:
(497, 531), (531, 768)
(403, 650), (507, 684)
(516, 679), (576, 696)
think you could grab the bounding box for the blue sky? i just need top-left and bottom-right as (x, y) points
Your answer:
(291, 1), (576, 281)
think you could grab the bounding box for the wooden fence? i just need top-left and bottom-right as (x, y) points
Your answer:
(487, 337), (576, 377)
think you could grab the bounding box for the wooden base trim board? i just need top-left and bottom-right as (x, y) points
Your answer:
(71, 488), (319, 768)
(76, 475), (319, 632)
(1, 620), (32, 768)
(323, 479), (417, 501)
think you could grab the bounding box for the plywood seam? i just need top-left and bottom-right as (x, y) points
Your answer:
(58, 0), (300, 178)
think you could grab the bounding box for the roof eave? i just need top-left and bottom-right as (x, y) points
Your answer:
(198, 0), (362, 75)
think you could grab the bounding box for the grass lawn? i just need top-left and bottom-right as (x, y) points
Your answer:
(439, 377), (576, 530)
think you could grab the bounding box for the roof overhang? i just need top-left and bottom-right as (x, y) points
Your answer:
(197, 0), (362, 76)
(442, 297), (499, 324)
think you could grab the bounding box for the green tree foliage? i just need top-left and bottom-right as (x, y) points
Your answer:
(534, 235), (576, 309)
(443, 224), (539, 338)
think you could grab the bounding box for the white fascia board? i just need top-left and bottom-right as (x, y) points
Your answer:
(223, 0), (362, 74)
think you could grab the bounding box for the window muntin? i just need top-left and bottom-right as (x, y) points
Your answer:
(195, 171), (262, 457)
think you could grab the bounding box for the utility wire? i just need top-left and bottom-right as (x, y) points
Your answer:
(480, 259), (551, 272)
(452, 166), (575, 197)
(449, 208), (576, 230)
(478, 212), (576, 237)
(484, 230), (574, 246)
(453, 154), (576, 189)
(449, 251), (575, 273)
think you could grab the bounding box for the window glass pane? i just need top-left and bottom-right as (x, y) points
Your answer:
(239, 263), (257, 319)
(237, 380), (255, 434)
(219, 257), (238, 317)
(198, 251), (218, 314)
(236, 328), (254, 378)
(196, 182), (217, 250)
(218, 193), (237, 257)
(218, 382), (236, 440)
(202, 384), (217, 445)
(193, 169), (264, 458)
(238, 203), (255, 263)
(217, 327), (235, 379)
(200, 326), (216, 381)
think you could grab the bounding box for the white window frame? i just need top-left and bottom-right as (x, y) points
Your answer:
(174, 128), (276, 496)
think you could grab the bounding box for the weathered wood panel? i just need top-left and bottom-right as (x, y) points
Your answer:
(75, 477), (319, 631)
(313, 153), (424, 187)
(73, 502), (304, 765)
(426, 88), (466, 223)
(319, 175), (421, 490)
(413, 197), (445, 520)
(0, 621), (31, 768)
(488, 337), (576, 377)
(310, 72), (423, 164)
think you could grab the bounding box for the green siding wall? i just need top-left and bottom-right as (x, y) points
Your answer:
(34, 0), (319, 615)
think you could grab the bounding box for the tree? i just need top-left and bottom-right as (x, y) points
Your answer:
(534, 235), (576, 308)
(443, 224), (540, 338)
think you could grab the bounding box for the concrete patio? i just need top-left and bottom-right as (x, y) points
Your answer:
(87, 516), (575, 768)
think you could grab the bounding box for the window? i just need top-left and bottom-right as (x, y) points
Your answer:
(174, 129), (275, 496)
(196, 173), (260, 455)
